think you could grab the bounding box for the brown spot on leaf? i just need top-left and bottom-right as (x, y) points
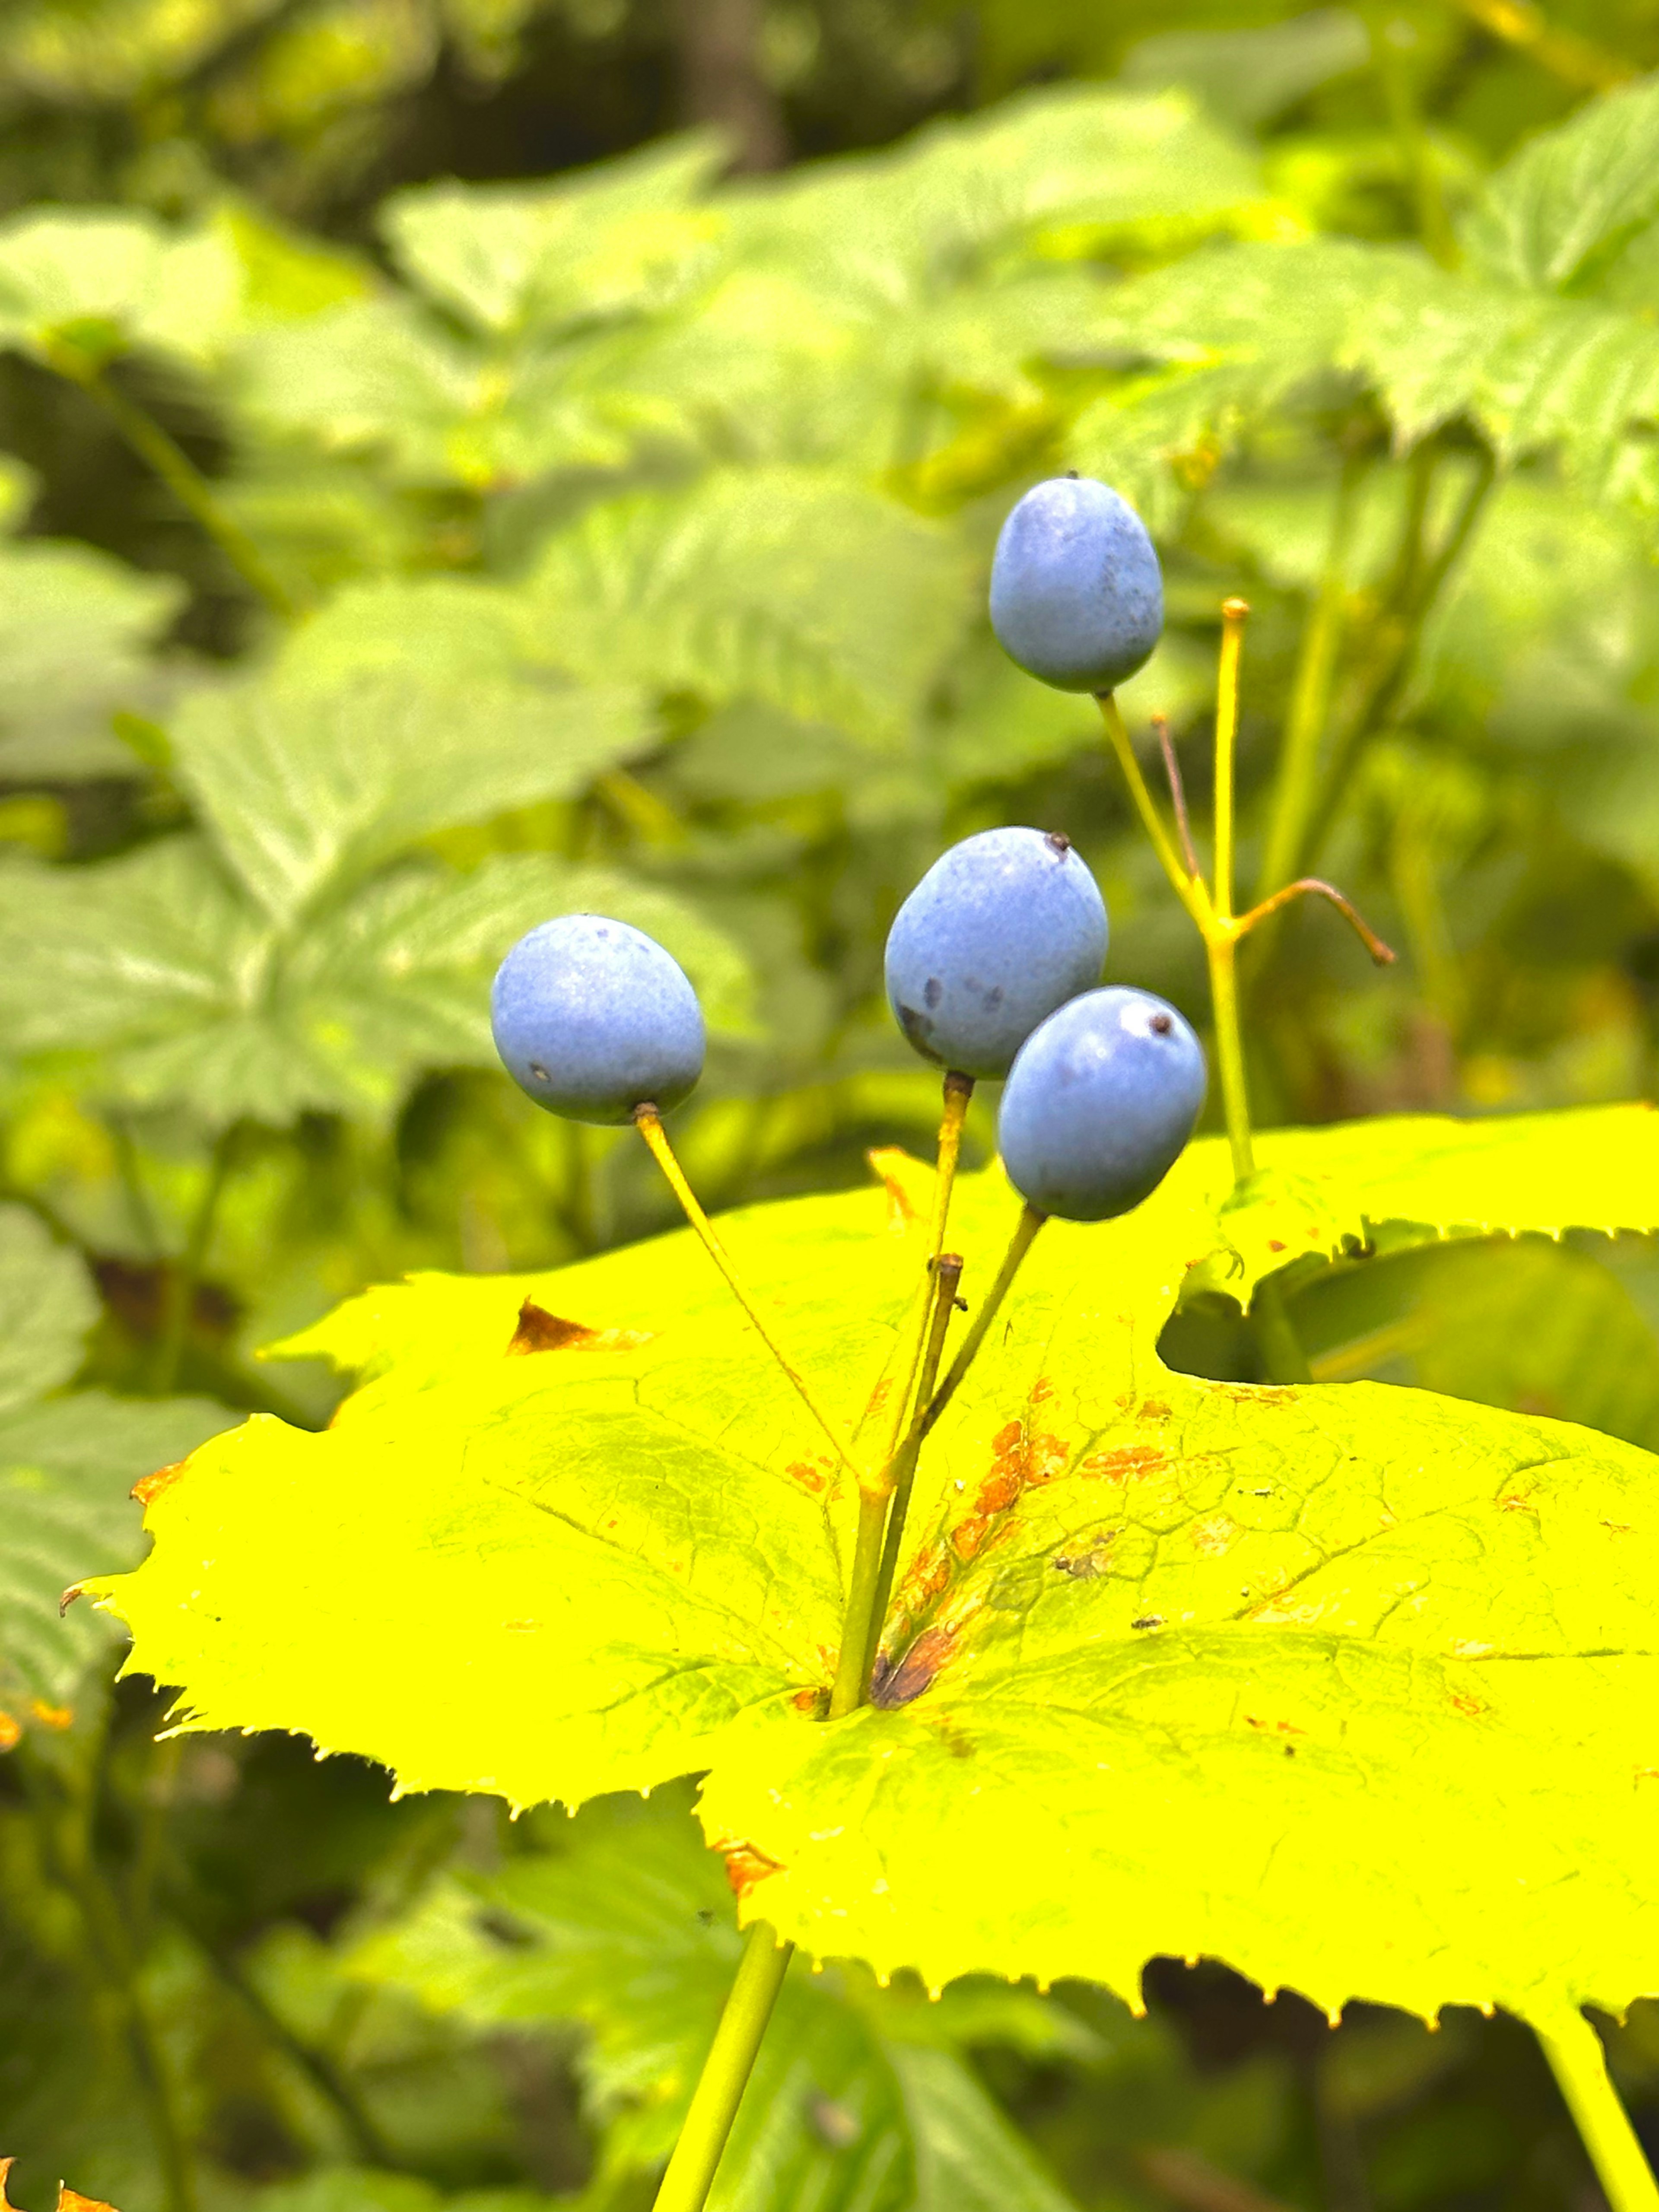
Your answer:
(950, 1514), (990, 1560)
(1077, 1444), (1168, 1483)
(871, 1625), (957, 1708)
(1030, 1376), (1054, 1406)
(1138, 1399), (1172, 1422)
(1053, 1535), (1115, 1579)
(790, 1686), (826, 1716)
(717, 1837), (784, 1898)
(1215, 1382), (1297, 1405)
(1268, 1239), (1286, 1253)
(1244, 1714), (1304, 1737)
(1450, 1690), (1485, 1719)
(788, 1460), (830, 1495)
(508, 1299), (654, 1356)
(133, 1459), (187, 1506)
(1189, 1513), (1238, 1557)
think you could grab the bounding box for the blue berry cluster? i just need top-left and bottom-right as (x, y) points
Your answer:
(489, 474), (1202, 1221)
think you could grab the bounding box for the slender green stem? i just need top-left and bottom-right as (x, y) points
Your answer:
(20, 1750), (199, 2212)
(1537, 2011), (1659, 2212)
(49, 350), (300, 619)
(153, 1121), (239, 1396)
(1096, 693), (1211, 928)
(652, 1923), (793, 2212)
(109, 1109), (162, 1259)
(830, 1255), (963, 1717)
(634, 1107), (859, 1482)
(1300, 449), (1494, 878)
(828, 1488), (892, 1720)
(865, 1253), (964, 1691)
(1256, 456), (1364, 906)
(925, 1073), (973, 1264)
(1367, 7), (1460, 268)
(1208, 934), (1255, 1185)
(922, 1205), (1046, 1440)
(1212, 599), (1248, 926)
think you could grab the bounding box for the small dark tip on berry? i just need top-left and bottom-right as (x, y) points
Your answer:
(1064, 469), (1079, 478)
(529, 1062), (550, 1081)
(1044, 831), (1072, 857)
(1150, 1012), (1173, 1036)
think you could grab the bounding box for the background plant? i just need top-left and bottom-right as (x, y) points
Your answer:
(7, 6), (1659, 2211)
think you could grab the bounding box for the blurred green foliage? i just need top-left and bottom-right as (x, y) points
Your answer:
(6, 6), (1659, 2211)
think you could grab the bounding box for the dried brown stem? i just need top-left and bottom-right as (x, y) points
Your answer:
(1235, 878), (1396, 966)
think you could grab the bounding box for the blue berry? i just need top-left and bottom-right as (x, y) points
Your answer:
(989, 476), (1163, 693)
(885, 827), (1108, 1081)
(491, 915), (705, 1125)
(998, 987), (1205, 1221)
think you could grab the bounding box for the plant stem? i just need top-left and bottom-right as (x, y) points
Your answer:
(1367, 7), (1460, 269)
(925, 1073), (973, 1264)
(1537, 2010), (1659, 2212)
(1299, 448), (1494, 879)
(1256, 455), (1364, 906)
(1206, 599), (1256, 1183)
(864, 1252), (964, 1691)
(829, 1255), (962, 1718)
(828, 1488), (892, 1720)
(1208, 934), (1255, 1185)
(652, 1923), (793, 2212)
(153, 1121), (239, 1396)
(1212, 598), (1248, 925)
(633, 1106), (859, 1481)
(922, 1204), (1046, 1439)
(48, 350), (300, 620)
(1096, 694), (1210, 930)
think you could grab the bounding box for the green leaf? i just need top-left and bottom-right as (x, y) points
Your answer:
(0, 835), (751, 1128)
(528, 468), (970, 739)
(2, 1388), (232, 1725)
(0, 1200), (231, 1729)
(1191, 1106), (1659, 1304)
(349, 1786), (1085, 2210)
(0, 537), (187, 779)
(1460, 72), (1659, 295)
(173, 584), (654, 922)
(83, 1141), (1659, 2032)
(1069, 236), (1659, 514)
(0, 1204), (98, 1414)
(381, 134), (725, 337)
(0, 208), (240, 367)
(1119, 11), (1370, 131)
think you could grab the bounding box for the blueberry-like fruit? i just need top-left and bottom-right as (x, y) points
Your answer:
(989, 476), (1163, 693)
(491, 914), (705, 1125)
(998, 986), (1205, 1221)
(885, 826), (1108, 1080)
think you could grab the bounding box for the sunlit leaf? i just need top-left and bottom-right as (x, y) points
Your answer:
(87, 1147), (1659, 2033)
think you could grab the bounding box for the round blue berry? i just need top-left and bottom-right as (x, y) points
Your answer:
(989, 476), (1163, 694)
(491, 914), (705, 1126)
(885, 827), (1109, 1081)
(998, 986), (1206, 1222)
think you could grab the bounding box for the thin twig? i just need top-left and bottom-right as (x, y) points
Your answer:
(1152, 715), (1201, 881)
(1235, 878), (1397, 966)
(633, 1106), (859, 1481)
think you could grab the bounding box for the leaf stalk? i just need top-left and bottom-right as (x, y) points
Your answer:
(633, 1106), (859, 1482)
(651, 1921), (794, 2212)
(1536, 2010), (1659, 2212)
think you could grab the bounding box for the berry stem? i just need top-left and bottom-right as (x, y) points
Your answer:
(1096, 693), (1211, 928)
(632, 1106), (859, 1481)
(1154, 714), (1201, 881)
(1207, 933), (1255, 1185)
(47, 348), (301, 620)
(863, 1252), (965, 1697)
(1212, 598), (1249, 928)
(650, 1921), (793, 2212)
(921, 1204), (1046, 1440)
(1234, 878), (1396, 966)
(1535, 2010), (1659, 2212)
(926, 1073), (973, 1264)
(829, 1255), (963, 1719)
